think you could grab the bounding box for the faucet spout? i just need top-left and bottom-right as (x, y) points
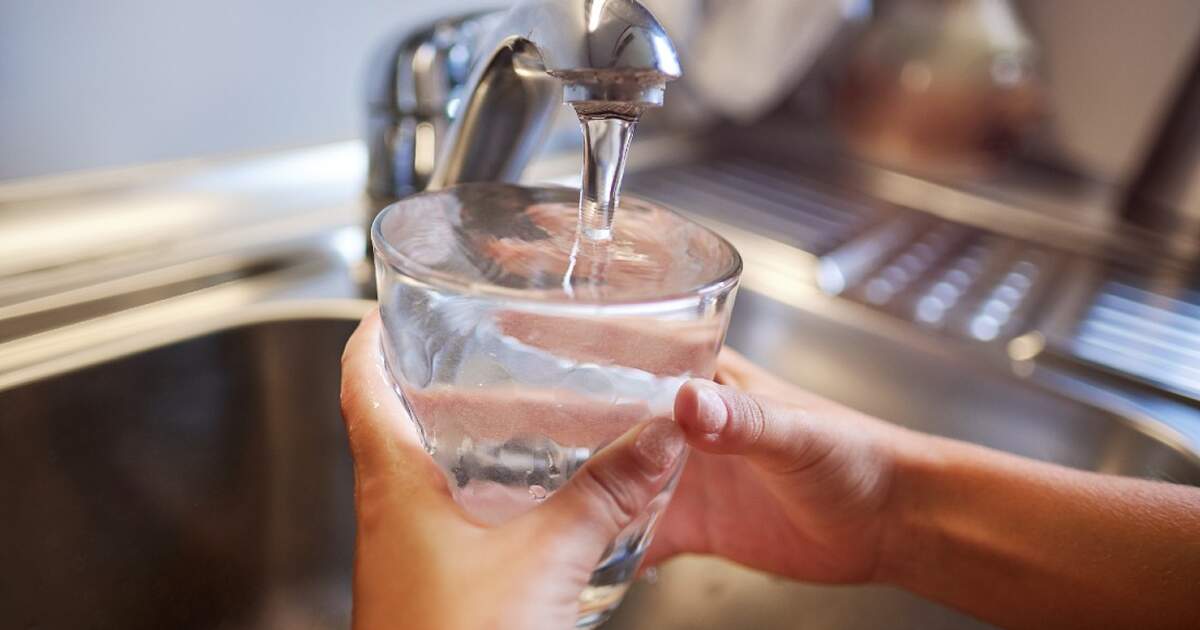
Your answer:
(427, 0), (681, 190)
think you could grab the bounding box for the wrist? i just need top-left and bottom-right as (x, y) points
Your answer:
(871, 427), (951, 588)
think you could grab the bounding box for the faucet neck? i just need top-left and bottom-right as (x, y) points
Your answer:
(427, 0), (680, 190)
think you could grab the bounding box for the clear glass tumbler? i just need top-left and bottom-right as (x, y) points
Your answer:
(372, 183), (740, 627)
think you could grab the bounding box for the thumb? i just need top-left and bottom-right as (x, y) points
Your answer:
(674, 379), (824, 474)
(518, 417), (686, 566)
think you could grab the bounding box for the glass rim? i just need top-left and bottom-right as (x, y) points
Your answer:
(370, 183), (743, 308)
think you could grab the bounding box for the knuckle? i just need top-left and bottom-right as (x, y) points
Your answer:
(737, 394), (770, 449)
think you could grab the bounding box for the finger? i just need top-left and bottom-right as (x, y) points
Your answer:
(340, 308), (443, 493)
(516, 417), (686, 566)
(674, 379), (824, 474)
(639, 461), (702, 569)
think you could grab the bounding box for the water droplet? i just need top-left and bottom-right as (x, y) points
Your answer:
(528, 484), (548, 501)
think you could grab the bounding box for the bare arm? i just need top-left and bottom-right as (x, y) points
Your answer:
(656, 349), (1200, 630)
(881, 435), (1200, 630)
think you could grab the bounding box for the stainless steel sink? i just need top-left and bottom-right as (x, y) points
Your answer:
(0, 311), (360, 630)
(3, 290), (1197, 630)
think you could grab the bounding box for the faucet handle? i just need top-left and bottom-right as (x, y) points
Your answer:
(365, 12), (497, 205)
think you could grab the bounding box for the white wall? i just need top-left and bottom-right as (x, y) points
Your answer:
(0, 0), (498, 180)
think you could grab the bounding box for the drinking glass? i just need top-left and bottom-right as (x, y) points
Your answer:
(372, 183), (740, 627)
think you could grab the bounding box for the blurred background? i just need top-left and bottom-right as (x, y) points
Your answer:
(5, 0), (1198, 191)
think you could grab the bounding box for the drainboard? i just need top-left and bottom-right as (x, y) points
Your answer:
(1043, 266), (1200, 403)
(626, 156), (883, 255)
(628, 156), (1062, 347)
(630, 155), (1198, 404)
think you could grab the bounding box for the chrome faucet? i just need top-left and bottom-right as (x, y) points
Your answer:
(365, 0), (680, 206)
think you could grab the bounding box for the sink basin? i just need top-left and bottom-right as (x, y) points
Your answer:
(2, 292), (1197, 629)
(1, 315), (358, 630)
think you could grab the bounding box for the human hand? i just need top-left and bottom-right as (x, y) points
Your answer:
(647, 348), (916, 584)
(646, 349), (1200, 630)
(339, 310), (687, 629)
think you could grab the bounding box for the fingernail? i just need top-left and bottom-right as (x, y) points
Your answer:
(636, 418), (686, 473)
(692, 381), (728, 435)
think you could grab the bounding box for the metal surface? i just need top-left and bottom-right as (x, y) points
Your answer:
(4, 87), (1200, 629)
(1069, 281), (1200, 400)
(362, 0), (859, 207)
(0, 142), (366, 304)
(629, 152), (1200, 430)
(1039, 262), (1200, 406)
(840, 222), (1061, 344)
(365, 12), (494, 203)
(627, 156), (882, 256)
(363, 0), (683, 233)
(424, 0), (679, 191)
(2, 138), (1197, 629)
(626, 153), (1200, 463)
(3, 290), (1198, 629)
(628, 154), (1062, 346)
(0, 305), (368, 630)
(718, 123), (1132, 259)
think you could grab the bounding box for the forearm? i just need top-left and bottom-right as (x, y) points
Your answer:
(879, 432), (1200, 630)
